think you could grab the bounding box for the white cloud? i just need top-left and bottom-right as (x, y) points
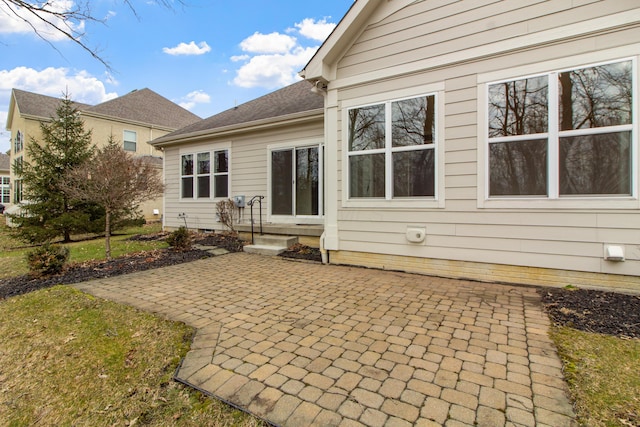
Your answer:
(0, 66), (118, 105)
(239, 32), (297, 54)
(295, 18), (336, 42)
(178, 90), (211, 110)
(233, 47), (317, 89)
(163, 41), (211, 56)
(230, 55), (250, 62)
(0, 0), (85, 41)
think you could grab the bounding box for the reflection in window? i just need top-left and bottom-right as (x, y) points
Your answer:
(181, 154), (193, 198)
(197, 153), (210, 198)
(124, 130), (137, 152)
(348, 94), (437, 199)
(488, 59), (633, 198)
(214, 150), (228, 198)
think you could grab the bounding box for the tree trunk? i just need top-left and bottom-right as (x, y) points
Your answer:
(105, 209), (112, 260)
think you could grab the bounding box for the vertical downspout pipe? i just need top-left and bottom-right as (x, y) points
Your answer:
(320, 231), (328, 265)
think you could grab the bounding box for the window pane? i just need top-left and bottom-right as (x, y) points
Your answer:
(349, 154), (385, 198)
(393, 149), (435, 197)
(489, 76), (548, 137)
(197, 153), (210, 174)
(489, 139), (548, 196)
(271, 150), (293, 215)
(181, 177), (193, 198)
(296, 147), (319, 215)
(559, 61), (632, 131)
(215, 150), (228, 173)
(215, 175), (228, 198)
(348, 104), (385, 151)
(392, 96), (435, 147)
(560, 131), (631, 195)
(181, 155), (193, 176)
(197, 176), (210, 198)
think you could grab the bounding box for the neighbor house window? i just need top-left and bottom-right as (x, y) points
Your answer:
(14, 131), (23, 153)
(213, 150), (229, 198)
(13, 180), (22, 203)
(181, 154), (194, 198)
(123, 130), (137, 152)
(488, 59), (633, 198)
(1, 176), (10, 204)
(347, 94), (436, 199)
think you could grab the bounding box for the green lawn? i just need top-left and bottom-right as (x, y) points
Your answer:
(0, 220), (168, 279)
(0, 286), (264, 426)
(550, 326), (640, 427)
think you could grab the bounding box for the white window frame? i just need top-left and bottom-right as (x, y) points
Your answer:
(179, 143), (231, 201)
(0, 176), (10, 204)
(266, 139), (324, 225)
(341, 82), (445, 209)
(123, 130), (137, 152)
(14, 131), (23, 153)
(478, 49), (639, 210)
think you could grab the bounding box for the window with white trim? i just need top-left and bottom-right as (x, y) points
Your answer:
(14, 131), (23, 153)
(487, 59), (633, 198)
(213, 150), (229, 198)
(0, 176), (10, 204)
(181, 150), (229, 199)
(347, 94), (436, 199)
(123, 130), (137, 152)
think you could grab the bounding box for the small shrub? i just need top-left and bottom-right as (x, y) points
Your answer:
(216, 199), (237, 232)
(26, 243), (70, 276)
(166, 227), (192, 251)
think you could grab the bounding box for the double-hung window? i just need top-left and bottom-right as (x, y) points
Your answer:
(213, 150), (229, 198)
(14, 131), (23, 153)
(181, 149), (229, 199)
(487, 59), (634, 199)
(1, 176), (10, 204)
(347, 94), (437, 200)
(124, 130), (137, 152)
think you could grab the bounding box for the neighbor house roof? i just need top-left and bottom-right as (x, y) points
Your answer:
(0, 153), (10, 172)
(84, 88), (201, 129)
(152, 80), (324, 146)
(7, 88), (200, 131)
(10, 89), (90, 121)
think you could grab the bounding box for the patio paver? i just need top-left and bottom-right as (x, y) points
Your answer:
(74, 252), (577, 426)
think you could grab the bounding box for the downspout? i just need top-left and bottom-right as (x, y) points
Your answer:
(320, 231), (328, 265)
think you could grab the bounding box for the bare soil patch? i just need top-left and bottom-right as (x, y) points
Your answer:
(278, 243), (322, 262)
(541, 287), (640, 338)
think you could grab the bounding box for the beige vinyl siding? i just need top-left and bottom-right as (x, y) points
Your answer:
(329, 0), (640, 279)
(163, 120), (323, 230)
(338, 0), (633, 80)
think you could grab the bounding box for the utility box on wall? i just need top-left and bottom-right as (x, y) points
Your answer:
(233, 195), (246, 208)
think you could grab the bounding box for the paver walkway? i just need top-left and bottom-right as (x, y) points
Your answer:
(74, 252), (576, 427)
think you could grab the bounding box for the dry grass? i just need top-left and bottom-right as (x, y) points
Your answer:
(550, 326), (640, 427)
(0, 286), (264, 426)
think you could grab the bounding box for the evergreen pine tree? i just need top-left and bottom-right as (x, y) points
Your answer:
(11, 93), (102, 243)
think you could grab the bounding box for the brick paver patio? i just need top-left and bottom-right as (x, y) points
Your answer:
(74, 252), (576, 426)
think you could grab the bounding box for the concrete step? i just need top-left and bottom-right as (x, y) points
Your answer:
(243, 244), (288, 256)
(253, 235), (298, 247)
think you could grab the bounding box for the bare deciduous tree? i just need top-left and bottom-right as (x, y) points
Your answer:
(62, 137), (164, 259)
(1, 0), (183, 68)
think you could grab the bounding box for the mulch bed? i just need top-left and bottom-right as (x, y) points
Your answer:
(540, 287), (640, 338)
(0, 249), (213, 300)
(278, 243), (322, 262)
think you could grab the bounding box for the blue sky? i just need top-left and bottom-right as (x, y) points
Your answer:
(0, 0), (354, 153)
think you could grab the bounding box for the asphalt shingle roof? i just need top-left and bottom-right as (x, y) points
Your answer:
(154, 80), (323, 143)
(11, 88), (200, 130)
(0, 153), (10, 172)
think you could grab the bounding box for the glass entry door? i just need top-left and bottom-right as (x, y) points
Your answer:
(271, 145), (321, 218)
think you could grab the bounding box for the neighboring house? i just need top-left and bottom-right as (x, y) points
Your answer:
(156, 0), (640, 291)
(6, 88), (201, 220)
(0, 153), (10, 209)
